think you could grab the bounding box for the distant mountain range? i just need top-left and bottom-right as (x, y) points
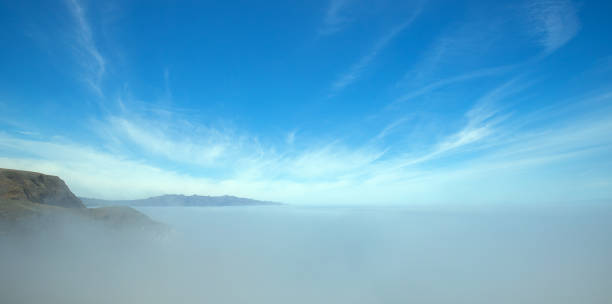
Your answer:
(80, 194), (282, 207)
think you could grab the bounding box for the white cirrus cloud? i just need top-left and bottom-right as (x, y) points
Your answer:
(2, 89), (612, 204)
(330, 6), (424, 96)
(319, 0), (355, 36)
(525, 0), (580, 53)
(65, 0), (106, 96)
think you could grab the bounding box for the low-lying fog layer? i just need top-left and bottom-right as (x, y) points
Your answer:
(2, 204), (612, 303)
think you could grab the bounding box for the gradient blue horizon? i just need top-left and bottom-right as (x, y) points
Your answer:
(1, 0), (611, 204)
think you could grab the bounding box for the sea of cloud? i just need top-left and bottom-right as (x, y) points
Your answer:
(1, 204), (611, 303)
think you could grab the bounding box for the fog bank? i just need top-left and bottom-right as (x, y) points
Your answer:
(1, 205), (611, 303)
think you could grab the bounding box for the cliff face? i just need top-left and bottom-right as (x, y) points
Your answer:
(0, 169), (85, 209)
(0, 168), (164, 235)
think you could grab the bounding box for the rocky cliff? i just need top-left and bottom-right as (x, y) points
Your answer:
(0, 168), (162, 234)
(0, 168), (85, 208)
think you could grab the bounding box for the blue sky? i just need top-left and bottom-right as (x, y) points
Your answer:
(1, 0), (611, 204)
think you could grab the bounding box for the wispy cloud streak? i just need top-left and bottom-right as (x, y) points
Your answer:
(385, 78), (530, 168)
(2, 89), (611, 204)
(330, 7), (423, 95)
(319, 0), (354, 36)
(66, 0), (106, 95)
(388, 65), (515, 109)
(525, 0), (580, 53)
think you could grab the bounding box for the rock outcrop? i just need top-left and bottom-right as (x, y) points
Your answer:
(0, 168), (162, 234)
(0, 168), (85, 208)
